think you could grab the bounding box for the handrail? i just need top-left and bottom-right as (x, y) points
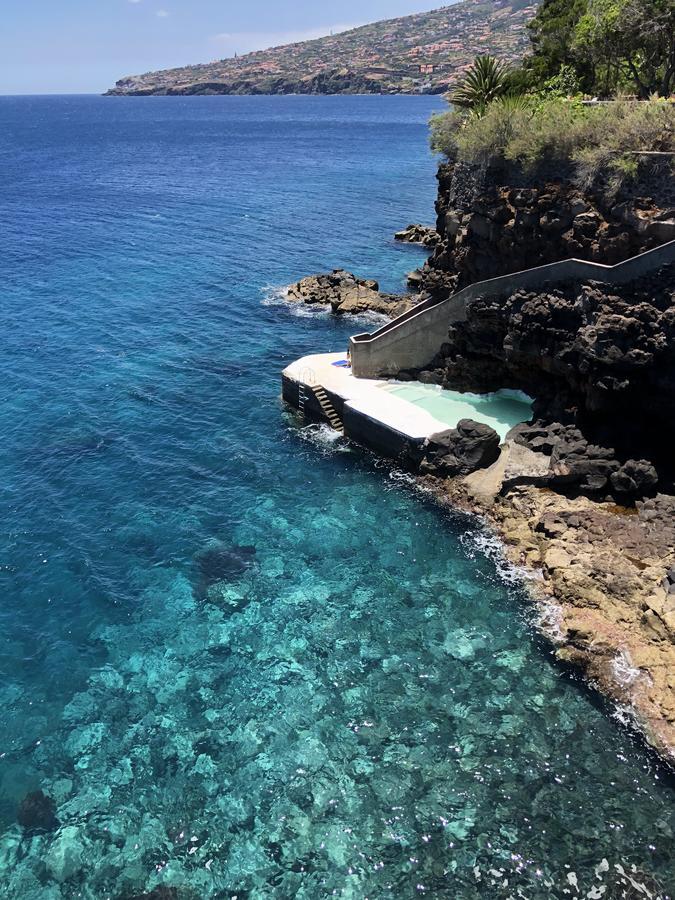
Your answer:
(349, 238), (675, 378)
(350, 293), (445, 343)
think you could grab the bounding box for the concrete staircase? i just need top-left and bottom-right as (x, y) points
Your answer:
(349, 238), (675, 378)
(311, 385), (344, 432)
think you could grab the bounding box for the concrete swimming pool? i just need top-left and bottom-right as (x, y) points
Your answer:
(282, 353), (534, 458)
(382, 383), (533, 442)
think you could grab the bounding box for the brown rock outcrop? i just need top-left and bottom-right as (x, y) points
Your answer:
(491, 487), (675, 760)
(418, 470), (675, 763)
(394, 223), (440, 247)
(286, 270), (415, 317)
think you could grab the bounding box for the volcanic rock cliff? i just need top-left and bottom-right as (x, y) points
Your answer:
(421, 155), (675, 296)
(412, 265), (675, 489)
(403, 156), (675, 761)
(411, 156), (675, 483)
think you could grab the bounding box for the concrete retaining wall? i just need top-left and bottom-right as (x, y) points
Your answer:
(350, 239), (675, 378)
(282, 369), (423, 461)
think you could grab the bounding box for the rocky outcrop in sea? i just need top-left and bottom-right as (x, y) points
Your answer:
(394, 223), (440, 248)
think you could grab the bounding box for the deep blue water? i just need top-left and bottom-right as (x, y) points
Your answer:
(0, 95), (673, 899)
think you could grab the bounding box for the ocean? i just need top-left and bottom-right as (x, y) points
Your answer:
(0, 94), (673, 898)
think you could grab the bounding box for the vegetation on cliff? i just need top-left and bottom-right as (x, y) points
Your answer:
(448, 53), (512, 110)
(107, 0), (540, 96)
(513, 0), (675, 98)
(430, 0), (675, 187)
(431, 95), (675, 186)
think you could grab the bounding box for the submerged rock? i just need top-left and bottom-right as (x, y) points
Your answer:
(194, 540), (256, 598)
(121, 887), (179, 900)
(45, 825), (85, 882)
(204, 580), (253, 615)
(16, 790), (58, 833)
(286, 269), (414, 317)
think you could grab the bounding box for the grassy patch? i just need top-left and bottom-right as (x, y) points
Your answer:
(431, 97), (675, 188)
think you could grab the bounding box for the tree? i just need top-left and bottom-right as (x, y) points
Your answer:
(525, 0), (591, 86)
(574, 0), (675, 97)
(616, 0), (675, 97)
(573, 0), (625, 96)
(449, 55), (511, 113)
(510, 0), (675, 97)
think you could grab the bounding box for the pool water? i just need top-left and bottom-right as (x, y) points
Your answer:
(384, 384), (534, 440)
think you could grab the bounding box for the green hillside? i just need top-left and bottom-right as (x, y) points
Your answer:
(107, 0), (540, 96)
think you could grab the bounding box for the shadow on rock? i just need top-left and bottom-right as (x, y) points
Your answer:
(17, 790), (59, 834)
(194, 540), (256, 600)
(119, 888), (180, 900)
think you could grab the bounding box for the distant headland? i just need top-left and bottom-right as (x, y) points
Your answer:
(105, 0), (538, 96)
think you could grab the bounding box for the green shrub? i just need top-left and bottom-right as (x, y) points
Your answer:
(430, 96), (675, 189)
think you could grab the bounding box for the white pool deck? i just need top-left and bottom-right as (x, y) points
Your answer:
(284, 352), (460, 441)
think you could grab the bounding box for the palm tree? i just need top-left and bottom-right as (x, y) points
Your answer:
(449, 55), (511, 113)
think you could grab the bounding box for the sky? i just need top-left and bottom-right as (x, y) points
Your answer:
(0, 0), (446, 95)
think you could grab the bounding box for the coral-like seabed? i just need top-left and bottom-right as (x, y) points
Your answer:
(2, 458), (674, 898)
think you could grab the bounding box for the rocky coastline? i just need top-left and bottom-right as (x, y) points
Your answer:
(420, 156), (675, 298)
(394, 223), (440, 248)
(285, 269), (418, 317)
(415, 464), (675, 764)
(289, 155), (675, 764)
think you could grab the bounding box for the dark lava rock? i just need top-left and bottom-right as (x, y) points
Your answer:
(420, 419), (501, 477)
(548, 429), (619, 493)
(421, 262), (675, 486)
(120, 888), (179, 900)
(511, 421), (660, 499)
(611, 459), (659, 498)
(406, 268), (425, 291)
(17, 790), (58, 833)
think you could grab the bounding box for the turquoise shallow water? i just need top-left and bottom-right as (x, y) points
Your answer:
(383, 385), (534, 440)
(0, 95), (673, 898)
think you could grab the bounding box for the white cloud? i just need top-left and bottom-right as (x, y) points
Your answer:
(210, 23), (363, 56)
(156, 8), (169, 16)
(127, 0), (142, 4)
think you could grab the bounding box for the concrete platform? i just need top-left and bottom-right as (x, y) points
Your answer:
(282, 353), (452, 455)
